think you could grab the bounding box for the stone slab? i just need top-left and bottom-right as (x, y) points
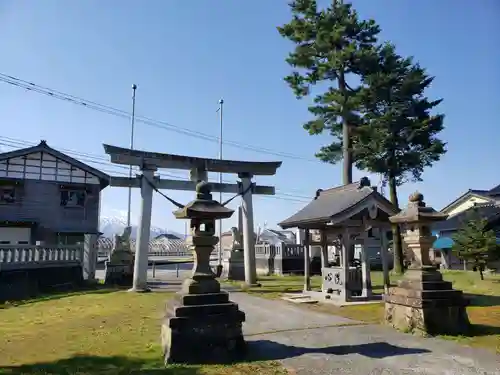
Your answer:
(281, 293), (319, 304)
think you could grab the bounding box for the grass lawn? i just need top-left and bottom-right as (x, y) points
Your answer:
(0, 289), (287, 375)
(228, 270), (500, 353)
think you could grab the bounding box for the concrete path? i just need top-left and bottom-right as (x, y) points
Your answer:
(233, 293), (500, 375)
(146, 274), (500, 374)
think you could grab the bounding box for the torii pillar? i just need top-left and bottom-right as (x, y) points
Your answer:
(239, 172), (257, 286)
(102, 143), (282, 291)
(130, 165), (157, 292)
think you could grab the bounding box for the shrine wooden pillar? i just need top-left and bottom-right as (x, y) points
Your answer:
(341, 227), (351, 301)
(320, 229), (328, 269)
(303, 228), (311, 291)
(380, 227), (391, 294)
(360, 226), (372, 298)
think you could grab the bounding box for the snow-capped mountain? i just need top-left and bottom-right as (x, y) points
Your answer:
(99, 216), (185, 240)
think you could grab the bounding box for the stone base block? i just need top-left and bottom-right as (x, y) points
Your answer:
(385, 301), (470, 336)
(104, 263), (133, 287)
(161, 291), (246, 364)
(384, 267), (470, 336)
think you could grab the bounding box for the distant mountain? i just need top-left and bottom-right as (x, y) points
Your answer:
(99, 216), (185, 240)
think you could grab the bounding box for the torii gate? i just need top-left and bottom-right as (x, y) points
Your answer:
(103, 144), (282, 291)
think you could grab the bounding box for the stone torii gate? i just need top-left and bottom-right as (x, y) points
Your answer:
(103, 144), (282, 291)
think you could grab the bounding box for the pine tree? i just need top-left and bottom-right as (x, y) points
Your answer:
(452, 215), (500, 280)
(277, 0), (380, 184)
(354, 43), (446, 274)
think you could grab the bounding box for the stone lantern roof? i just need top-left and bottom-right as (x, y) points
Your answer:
(173, 181), (234, 220)
(389, 191), (448, 224)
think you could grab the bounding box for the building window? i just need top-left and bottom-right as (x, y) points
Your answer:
(0, 186), (17, 204)
(57, 233), (84, 245)
(60, 189), (86, 208)
(0, 241), (10, 245)
(18, 241), (29, 245)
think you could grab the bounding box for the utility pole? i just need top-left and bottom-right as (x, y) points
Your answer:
(126, 84), (137, 228)
(216, 98), (224, 273)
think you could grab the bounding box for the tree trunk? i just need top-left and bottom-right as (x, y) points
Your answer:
(388, 176), (404, 274)
(339, 70), (352, 185)
(478, 262), (485, 280)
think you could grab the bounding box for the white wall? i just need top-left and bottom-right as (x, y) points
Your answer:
(0, 227), (31, 244)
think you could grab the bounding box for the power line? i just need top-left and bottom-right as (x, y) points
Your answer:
(0, 135), (312, 198)
(0, 72), (319, 163)
(0, 137), (312, 203)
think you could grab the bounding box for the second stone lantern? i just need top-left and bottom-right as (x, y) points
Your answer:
(385, 192), (470, 336)
(161, 181), (246, 364)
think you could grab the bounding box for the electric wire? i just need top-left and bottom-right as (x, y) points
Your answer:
(0, 73), (318, 162)
(0, 137), (312, 203)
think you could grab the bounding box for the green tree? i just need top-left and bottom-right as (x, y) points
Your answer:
(452, 216), (500, 280)
(277, 0), (380, 184)
(354, 43), (446, 274)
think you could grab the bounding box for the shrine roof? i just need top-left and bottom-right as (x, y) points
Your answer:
(103, 144), (282, 176)
(278, 178), (398, 229)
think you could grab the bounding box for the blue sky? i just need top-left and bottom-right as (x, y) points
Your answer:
(0, 0), (499, 234)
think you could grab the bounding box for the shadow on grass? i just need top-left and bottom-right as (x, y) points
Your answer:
(147, 280), (183, 291)
(467, 324), (500, 337)
(0, 285), (121, 309)
(465, 294), (500, 307)
(0, 355), (199, 375)
(245, 340), (431, 361)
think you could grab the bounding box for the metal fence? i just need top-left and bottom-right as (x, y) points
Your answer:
(97, 237), (190, 257)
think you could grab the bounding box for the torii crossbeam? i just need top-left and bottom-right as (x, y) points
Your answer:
(103, 144), (282, 291)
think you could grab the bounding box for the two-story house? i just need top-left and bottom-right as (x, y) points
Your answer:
(432, 184), (500, 269)
(256, 228), (296, 245)
(0, 140), (109, 245)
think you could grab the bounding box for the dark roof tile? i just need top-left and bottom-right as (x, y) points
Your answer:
(488, 184), (500, 196)
(433, 202), (500, 232)
(279, 179), (397, 229)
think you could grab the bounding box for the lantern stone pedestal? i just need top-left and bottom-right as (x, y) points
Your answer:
(104, 227), (135, 287)
(385, 192), (470, 336)
(222, 249), (246, 281)
(161, 181), (246, 364)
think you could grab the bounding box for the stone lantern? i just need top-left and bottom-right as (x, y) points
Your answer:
(161, 181), (246, 364)
(385, 192), (470, 336)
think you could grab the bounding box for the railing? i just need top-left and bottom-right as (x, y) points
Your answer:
(0, 245), (83, 271)
(97, 238), (191, 259)
(98, 248), (218, 259)
(254, 242), (306, 276)
(282, 244), (304, 257)
(255, 243), (304, 258)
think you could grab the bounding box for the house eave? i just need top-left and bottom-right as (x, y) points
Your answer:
(440, 190), (493, 214)
(0, 141), (110, 189)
